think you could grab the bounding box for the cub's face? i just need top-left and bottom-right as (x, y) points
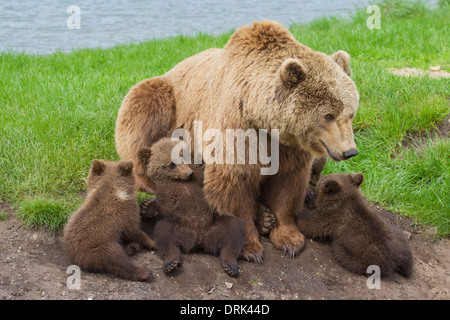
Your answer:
(137, 138), (193, 181)
(315, 172), (364, 209)
(276, 50), (359, 162)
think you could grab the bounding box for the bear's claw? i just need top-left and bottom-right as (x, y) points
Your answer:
(240, 249), (264, 264)
(222, 261), (239, 277)
(163, 258), (181, 274)
(270, 224), (306, 258)
(139, 197), (158, 218)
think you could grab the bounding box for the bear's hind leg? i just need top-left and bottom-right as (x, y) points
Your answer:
(93, 242), (153, 282)
(203, 164), (264, 264)
(154, 219), (182, 274)
(330, 241), (368, 275)
(123, 228), (156, 251)
(393, 231), (413, 277)
(203, 216), (245, 277)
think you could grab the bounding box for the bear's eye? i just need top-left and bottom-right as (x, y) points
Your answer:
(168, 162), (176, 169)
(324, 114), (335, 122)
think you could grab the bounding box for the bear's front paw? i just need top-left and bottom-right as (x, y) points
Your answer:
(269, 224), (305, 258)
(304, 186), (317, 210)
(139, 197), (158, 219)
(124, 243), (141, 256)
(240, 239), (264, 264)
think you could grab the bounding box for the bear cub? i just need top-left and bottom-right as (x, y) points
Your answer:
(296, 173), (413, 278)
(137, 138), (245, 277)
(63, 159), (156, 282)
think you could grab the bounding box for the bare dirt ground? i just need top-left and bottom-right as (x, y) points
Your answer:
(0, 201), (448, 301)
(387, 66), (450, 79)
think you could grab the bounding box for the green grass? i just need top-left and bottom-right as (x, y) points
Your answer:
(14, 196), (77, 232)
(0, 0), (449, 236)
(0, 211), (8, 221)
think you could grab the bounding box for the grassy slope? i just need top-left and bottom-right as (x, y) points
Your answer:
(289, 1), (450, 236)
(0, 1), (448, 235)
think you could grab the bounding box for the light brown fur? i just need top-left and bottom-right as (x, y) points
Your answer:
(115, 20), (359, 262)
(63, 160), (156, 281)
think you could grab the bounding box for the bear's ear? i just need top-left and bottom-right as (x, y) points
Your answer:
(323, 180), (341, 195)
(351, 172), (364, 187)
(118, 160), (134, 177)
(331, 50), (351, 76)
(136, 147), (152, 176)
(91, 159), (106, 176)
(279, 58), (306, 87)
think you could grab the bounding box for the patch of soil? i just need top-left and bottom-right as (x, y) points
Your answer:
(387, 66), (450, 79)
(392, 113), (449, 160)
(0, 201), (448, 301)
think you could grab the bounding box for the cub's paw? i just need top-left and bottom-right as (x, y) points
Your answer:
(257, 204), (277, 235)
(269, 224), (305, 258)
(124, 243), (141, 256)
(135, 265), (153, 282)
(139, 197), (158, 219)
(221, 259), (239, 277)
(163, 257), (182, 274)
(304, 186), (317, 210)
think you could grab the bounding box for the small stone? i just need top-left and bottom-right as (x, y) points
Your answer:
(403, 231), (412, 240)
(225, 282), (233, 289)
(429, 66), (441, 72)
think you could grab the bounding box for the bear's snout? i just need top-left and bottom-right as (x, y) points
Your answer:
(342, 148), (358, 160)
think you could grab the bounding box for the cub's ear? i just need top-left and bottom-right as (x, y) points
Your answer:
(280, 58), (306, 87)
(323, 180), (341, 195)
(351, 172), (364, 187)
(118, 160), (134, 177)
(136, 147), (152, 176)
(91, 159), (106, 176)
(331, 50), (351, 76)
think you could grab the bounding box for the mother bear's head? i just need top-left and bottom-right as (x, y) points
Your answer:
(225, 20), (359, 162)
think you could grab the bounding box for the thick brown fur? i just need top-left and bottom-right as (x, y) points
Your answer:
(115, 20), (360, 262)
(296, 173), (413, 277)
(63, 160), (156, 282)
(137, 138), (245, 277)
(304, 156), (328, 210)
(115, 78), (176, 193)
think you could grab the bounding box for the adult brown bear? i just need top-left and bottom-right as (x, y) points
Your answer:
(115, 20), (359, 263)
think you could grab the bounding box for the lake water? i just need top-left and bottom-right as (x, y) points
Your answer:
(1, 0), (382, 54)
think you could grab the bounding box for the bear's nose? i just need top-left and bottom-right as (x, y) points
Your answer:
(343, 148), (358, 160)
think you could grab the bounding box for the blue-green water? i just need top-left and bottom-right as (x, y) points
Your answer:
(1, 0), (377, 54)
